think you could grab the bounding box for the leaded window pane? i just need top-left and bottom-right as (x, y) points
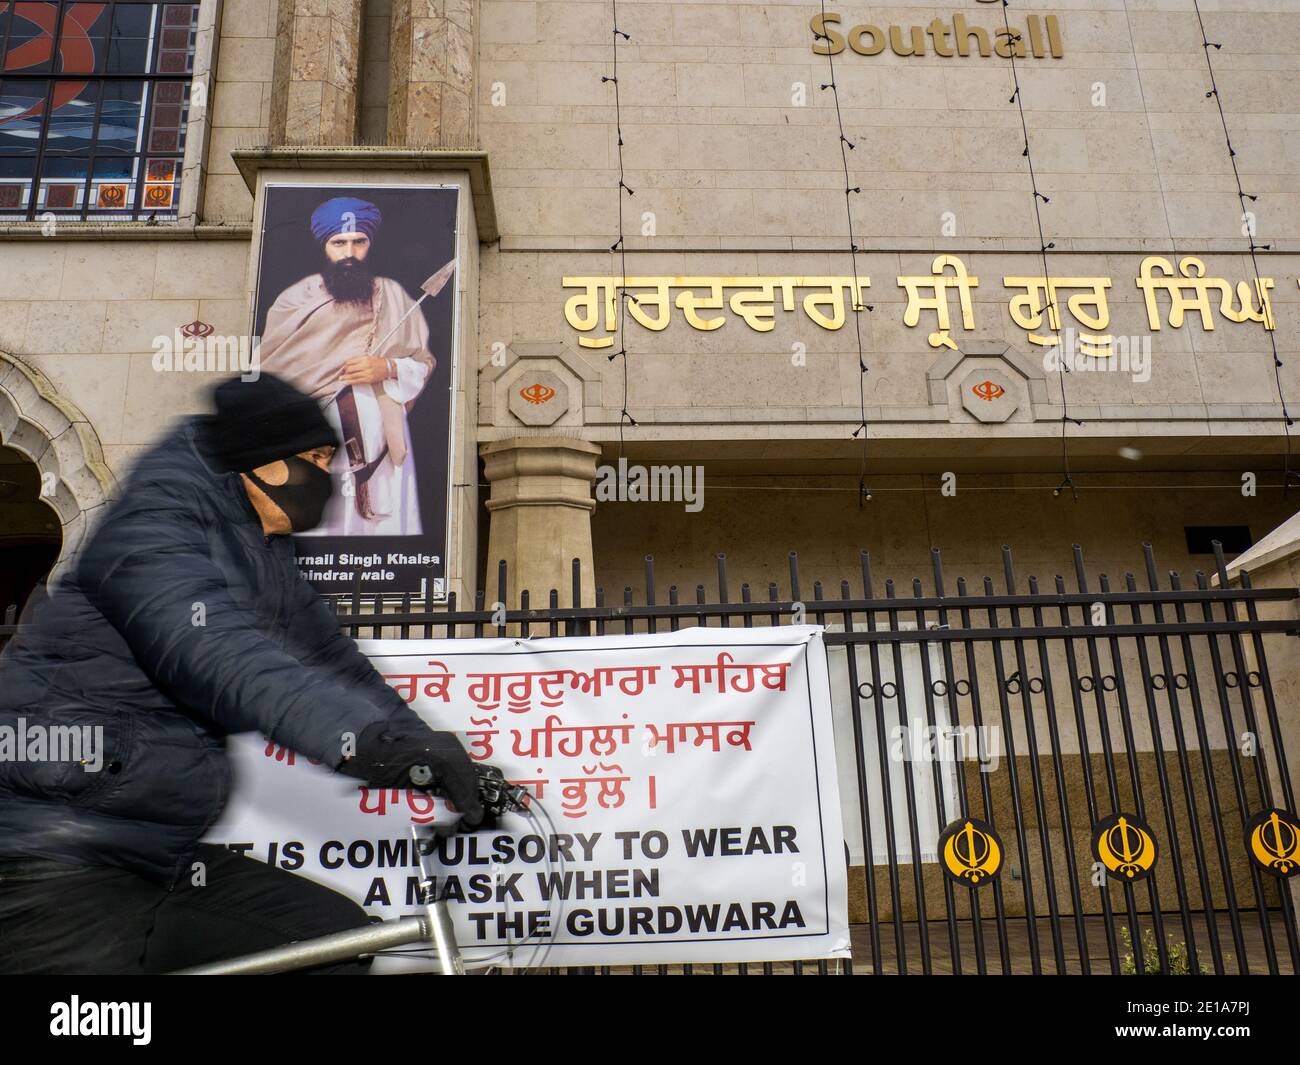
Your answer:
(0, 78), (47, 154)
(0, 0), (196, 219)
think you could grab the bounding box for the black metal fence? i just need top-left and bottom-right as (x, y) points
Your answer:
(331, 541), (1300, 976)
(3, 541), (1295, 975)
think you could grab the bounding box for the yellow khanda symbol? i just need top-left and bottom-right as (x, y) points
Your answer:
(942, 819), (1001, 886)
(1097, 814), (1157, 880)
(1248, 809), (1300, 877)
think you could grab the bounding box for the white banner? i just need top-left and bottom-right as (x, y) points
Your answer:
(826, 631), (962, 866)
(206, 626), (850, 970)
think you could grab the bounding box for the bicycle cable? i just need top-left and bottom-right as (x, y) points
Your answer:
(375, 793), (569, 971)
(459, 797), (569, 970)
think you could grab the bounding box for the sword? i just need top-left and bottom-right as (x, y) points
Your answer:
(372, 258), (456, 356)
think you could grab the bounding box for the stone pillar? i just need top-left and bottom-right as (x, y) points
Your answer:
(387, 0), (476, 148)
(268, 0), (364, 145)
(1221, 511), (1300, 932)
(481, 438), (601, 608)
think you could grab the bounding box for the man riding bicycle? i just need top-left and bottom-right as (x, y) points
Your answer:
(0, 374), (480, 974)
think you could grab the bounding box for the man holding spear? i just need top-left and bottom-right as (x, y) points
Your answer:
(258, 195), (455, 537)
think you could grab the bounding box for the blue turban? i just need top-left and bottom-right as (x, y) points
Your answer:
(310, 197), (382, 244)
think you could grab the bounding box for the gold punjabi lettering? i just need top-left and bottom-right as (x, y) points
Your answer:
(897, 255), (979, 349)
(728, 277), (797, 331)
(624, 278), (673, 331)
(674, 278), (727, 330)
(799, 276), (871, 330)
(563, 264), (1276, 347)
(1003, 275), (1114, 356)
(1136, 256), (1275, 333)
(562, 277), (618, 349)
(560, 276), (872, 342)
(1137, 256), (1215, 330)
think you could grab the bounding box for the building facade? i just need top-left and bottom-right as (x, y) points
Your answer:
(0, 0), (1297, 606)
(2, 0), (1300, 967)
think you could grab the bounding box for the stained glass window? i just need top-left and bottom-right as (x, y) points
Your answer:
(0, 1), (197, 221)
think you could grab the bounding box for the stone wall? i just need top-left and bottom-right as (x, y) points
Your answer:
(0, 238), (252, 475)
(476, 1), (1300, 447)
(205, 0), (281, 223)
(477, 1), (1300, 248)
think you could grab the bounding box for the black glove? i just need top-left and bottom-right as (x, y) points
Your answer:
(339, 721), (486, 831)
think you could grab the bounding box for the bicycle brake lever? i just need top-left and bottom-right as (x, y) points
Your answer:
(407, 762), (527, 817)
(475, 763), (529, 816)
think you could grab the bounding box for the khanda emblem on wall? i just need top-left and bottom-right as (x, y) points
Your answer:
(96, 184), (127, 208)
(520, 383), (557, 405)
(938, 817), (1003, 887)
(971, 380), (1006, 402)
(1245, 808), (1300, 878)
(1093, 812), (1158, 881)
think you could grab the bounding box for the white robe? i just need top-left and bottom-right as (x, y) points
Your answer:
(314, 368), (425, 537)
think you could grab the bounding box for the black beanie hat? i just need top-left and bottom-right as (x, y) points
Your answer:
(206, 373), (340, 473)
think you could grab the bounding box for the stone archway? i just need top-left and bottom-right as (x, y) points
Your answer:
(0, 352), (116, 574)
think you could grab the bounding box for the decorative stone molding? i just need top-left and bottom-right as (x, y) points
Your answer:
(229, 146), (498, 241)
(508, 370), (569, 427)
(177, 0), (222, 225)
(0, 352), (117, 572)
(927, 336), (1049, 422)
(479, 341), (601, 431)
(479, 437), (601, 607)
(959, 367), (1019, 423)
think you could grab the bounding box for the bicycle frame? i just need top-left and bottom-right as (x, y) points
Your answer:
(175, 823), (466, 975)
(176, 794), (551, 975)
(173, 898), (463, 975)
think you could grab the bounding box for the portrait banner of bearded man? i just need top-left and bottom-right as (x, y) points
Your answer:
(257, 195), (448, 537)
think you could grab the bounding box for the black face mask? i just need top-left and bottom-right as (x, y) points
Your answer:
(246, 455), (334, 532)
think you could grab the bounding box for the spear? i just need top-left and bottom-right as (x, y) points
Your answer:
(372, 258), (456, 354)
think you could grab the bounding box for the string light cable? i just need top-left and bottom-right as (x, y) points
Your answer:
(1192, 0), (1296, 491)
(814, 0), (874, 506)
(602, 0), (638, 464)
(998, 0), (1080, 501)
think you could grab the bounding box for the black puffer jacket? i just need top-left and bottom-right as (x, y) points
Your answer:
(0, 418), (427, 885)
